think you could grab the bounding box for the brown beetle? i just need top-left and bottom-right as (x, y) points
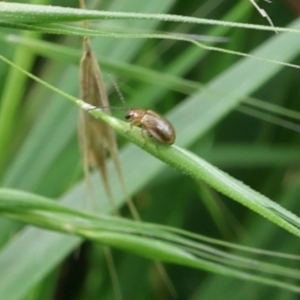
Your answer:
(125, 108), (176, 145)
(108, 76), (176, 145)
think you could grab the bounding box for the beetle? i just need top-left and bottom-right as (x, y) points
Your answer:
(125, 108), (176, 145)
(102, 75), (176, 145)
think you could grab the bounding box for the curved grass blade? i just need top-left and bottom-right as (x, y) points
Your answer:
(0, 188), (300, 295)
(0, 2), (299, 34)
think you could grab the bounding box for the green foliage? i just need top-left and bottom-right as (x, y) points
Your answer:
(1, 1), (300, 299)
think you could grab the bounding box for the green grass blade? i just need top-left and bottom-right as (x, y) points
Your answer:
(1, 188), (300, 297)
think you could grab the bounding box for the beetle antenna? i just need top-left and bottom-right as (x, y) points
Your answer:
(108, 74), (128, 109)
(102, 105), (124, 111)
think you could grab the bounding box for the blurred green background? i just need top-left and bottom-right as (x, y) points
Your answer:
(0, 0), (300, 299)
